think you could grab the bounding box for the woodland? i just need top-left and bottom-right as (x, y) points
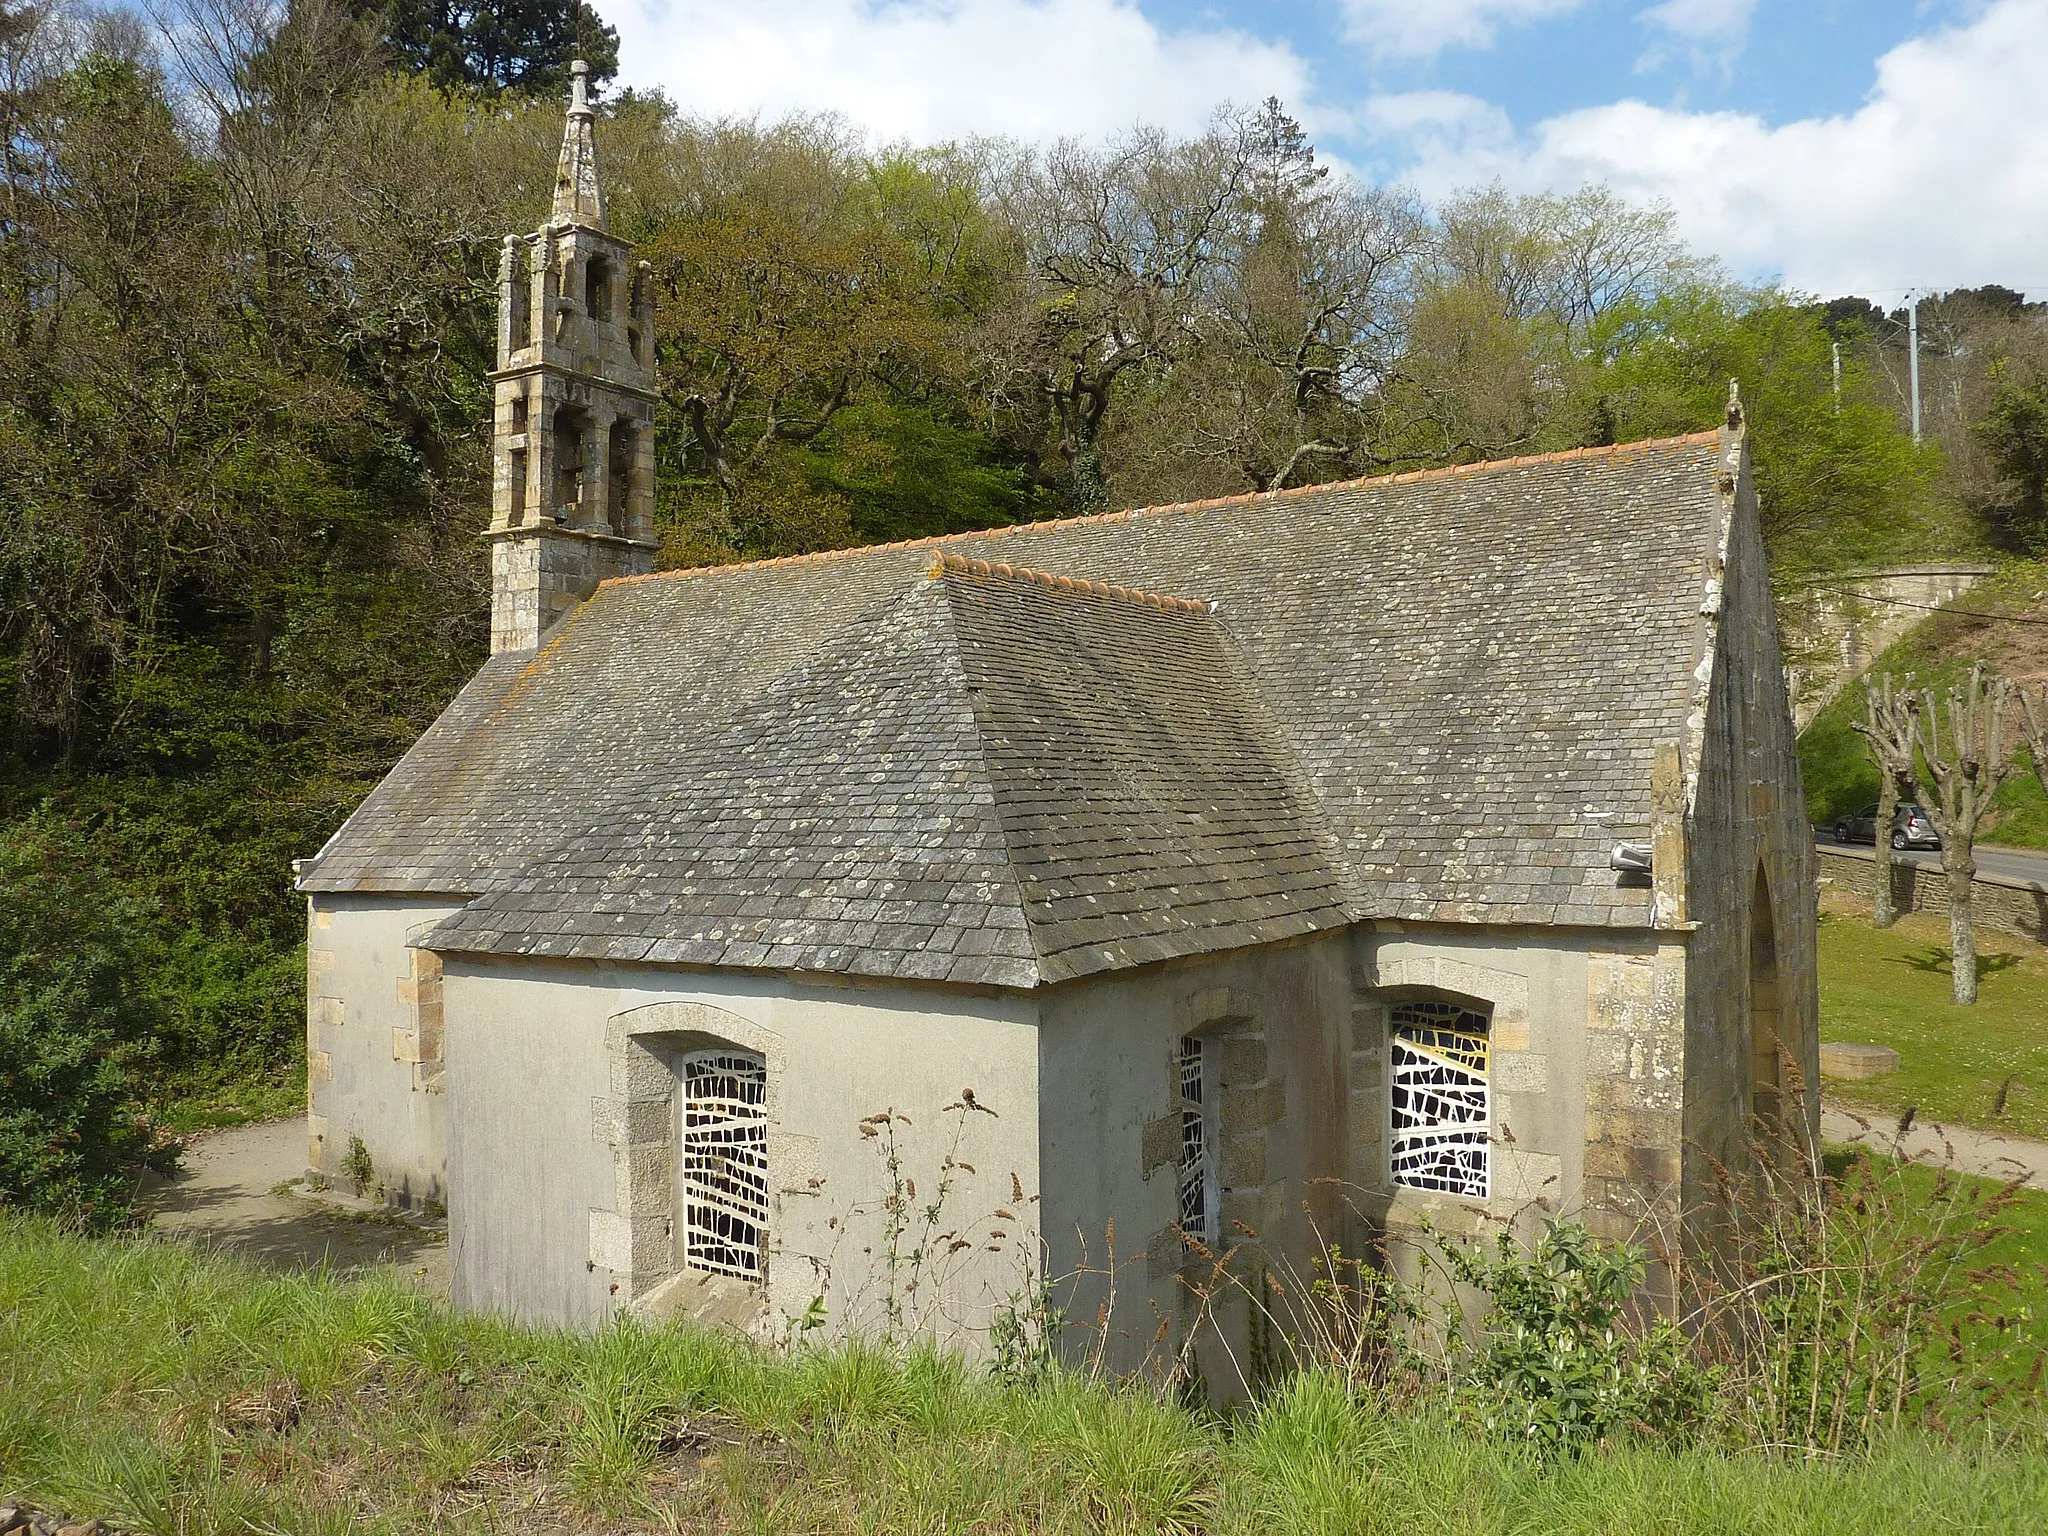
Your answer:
(5, 0), (2048, 1221)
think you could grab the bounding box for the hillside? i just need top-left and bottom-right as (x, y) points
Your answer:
(1798, 558), (2048, 849)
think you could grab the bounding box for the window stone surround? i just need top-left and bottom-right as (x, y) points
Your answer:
(587, 999), (819, 1326)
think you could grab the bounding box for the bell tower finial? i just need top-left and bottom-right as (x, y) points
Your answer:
(551, 58), (607, 230)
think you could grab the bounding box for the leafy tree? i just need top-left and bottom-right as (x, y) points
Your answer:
(1978, 356), (2048, 551)
(364, 0), (618, 97)
(1569, 287), (1938, 573)
(0, 815), (173, 1228)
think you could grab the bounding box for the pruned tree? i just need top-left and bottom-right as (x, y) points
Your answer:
(1850, 673), (1920, 928)
(2019, 681), (2048, 798)
(1905, 664), (2016, 1005)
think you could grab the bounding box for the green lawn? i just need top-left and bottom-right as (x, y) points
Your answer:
(3, 1219), (2046, 1534)
(1819, 906), (2048, 1139)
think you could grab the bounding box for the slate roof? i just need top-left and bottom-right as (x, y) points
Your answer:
(305, 432), (1736, 985)
(421, 558), (1354, 986)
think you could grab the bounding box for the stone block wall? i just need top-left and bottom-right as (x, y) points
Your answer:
(304, 897), (463, 1211)
(1816, 845), (2048, 944)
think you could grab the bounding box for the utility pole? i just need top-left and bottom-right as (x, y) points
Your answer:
(1831, 339), (1841, 412)
(1907, 291), (1922, 443)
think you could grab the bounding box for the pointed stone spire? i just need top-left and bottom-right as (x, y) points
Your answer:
(551, 59), (606, 230)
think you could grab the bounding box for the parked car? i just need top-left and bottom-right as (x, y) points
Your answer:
(1832, 802), (1942, 850)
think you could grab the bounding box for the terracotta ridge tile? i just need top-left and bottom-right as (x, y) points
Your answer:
(600, 430), (1721, 591)
(929, 553), (1215, 614)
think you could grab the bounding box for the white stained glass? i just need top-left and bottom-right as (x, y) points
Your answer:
(1178, 1036), (1207, 1239)
(680, 1050), (769, 1279)
(1389, 1001), (1490, 1199)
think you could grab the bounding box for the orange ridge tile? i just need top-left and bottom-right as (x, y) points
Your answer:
(930, 553), (1215, 613)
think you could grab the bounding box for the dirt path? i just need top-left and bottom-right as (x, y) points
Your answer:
(1821, 1102), (2048, 1192)
(142, 1118), (449, 1294)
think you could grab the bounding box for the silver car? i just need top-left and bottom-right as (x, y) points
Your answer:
(1832, 802), (1941, 850)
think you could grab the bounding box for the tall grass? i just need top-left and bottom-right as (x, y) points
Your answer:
(3, 1217), (2046, 1533)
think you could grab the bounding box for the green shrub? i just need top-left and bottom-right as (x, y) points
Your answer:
(1438, 1220), (1715, 1453)
(0, 820), (174, 1228)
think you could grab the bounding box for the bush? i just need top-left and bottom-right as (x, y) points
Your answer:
(1437, 1220), (1715, 1452)
(0, 818), (174, 1227)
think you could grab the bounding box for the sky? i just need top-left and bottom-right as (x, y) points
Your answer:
(602, 0), (2048, 303)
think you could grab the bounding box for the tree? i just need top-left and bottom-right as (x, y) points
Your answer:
(1110, 104), (1422, 500)
(0, 816), (173, 1228)
(365, 0), (618, 97)
(1978, 355), (2048, 552)
(984, 122), (1257, 506)
(2019, 683), (2048, 801)
(1902, 665), (2017, 1006)
(1851, 674), (1920, 928)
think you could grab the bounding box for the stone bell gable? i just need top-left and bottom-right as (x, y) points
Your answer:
(488, 59), (659, 654)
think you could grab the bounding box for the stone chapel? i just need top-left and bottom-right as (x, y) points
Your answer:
(294, 66), (1820, 1377)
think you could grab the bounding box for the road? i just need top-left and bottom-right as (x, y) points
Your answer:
(1815, 829), (2048, 887)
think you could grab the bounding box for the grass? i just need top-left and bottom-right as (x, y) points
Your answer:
(152, 1070), (306, 1137)
(1817, 901), (2048, 1139)
(1817, 1149), (2048, 1376)
(1797, 557), (2048, 849)
(2, 1218), (2046, 1533)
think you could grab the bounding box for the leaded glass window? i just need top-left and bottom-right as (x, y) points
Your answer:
(1389, 1000), (1490, 1199)
(1178, 1035), (1208, 1239)
(680, 1050), (769, 1279)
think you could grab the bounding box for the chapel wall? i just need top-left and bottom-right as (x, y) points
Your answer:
(1352, 924), (1685, 1310)
(436, 956), (1041, 1345)
(304, 895), (465, 1211)
(1679, 440), (1821, 1290)
(1034, 933), (1352, 1393)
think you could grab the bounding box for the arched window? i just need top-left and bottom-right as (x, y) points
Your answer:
(606, 419), (634, 536)
(1176, 1035), (1213, 1240)
(585, 254), (613, 323)
(679, 1050), (769, 1279)
(1389, 998), (1490, 1198)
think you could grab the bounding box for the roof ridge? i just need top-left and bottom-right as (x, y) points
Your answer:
(931, 553), (1215, 614)
(601, 430), (1724, 591)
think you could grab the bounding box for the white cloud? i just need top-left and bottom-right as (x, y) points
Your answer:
(604, 0), (1313, 143)
(1637, 0), (1757, 72)
(1368, 0), (2048, 296)
(1337, 0), (1587, 59)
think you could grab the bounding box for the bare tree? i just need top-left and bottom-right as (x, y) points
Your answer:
(1851, 674), (1920, 928)
(1905, 664), (2016, 1005)
(983, 120), (1256, 504)
(2019, 682), (2048, 800)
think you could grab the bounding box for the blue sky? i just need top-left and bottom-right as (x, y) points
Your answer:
(607, 0), (2048, 298)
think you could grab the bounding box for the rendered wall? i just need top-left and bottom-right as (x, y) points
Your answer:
(305, 895), (466, 1210)
(1680, 438), (1821, 1284)
(438, 956), (1041, 1341)
(1034, 934), (1351, 1387)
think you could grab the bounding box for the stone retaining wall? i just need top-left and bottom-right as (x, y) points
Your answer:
(1815, 844), (2048, 945)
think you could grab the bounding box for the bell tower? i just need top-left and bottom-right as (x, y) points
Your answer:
(488, 60), (659, 653)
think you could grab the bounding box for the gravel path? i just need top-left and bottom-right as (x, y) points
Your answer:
(141, 1118), (449, 1294)
(1820, 1102), (2048, 1192)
